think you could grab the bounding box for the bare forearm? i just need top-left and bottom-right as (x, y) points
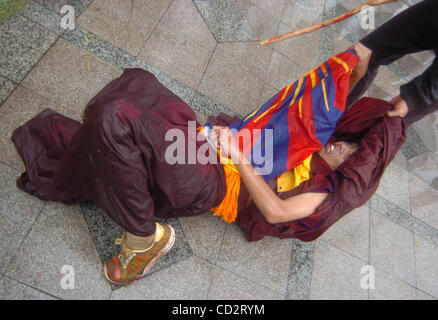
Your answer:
(348, 43), (372, 94)
(235, 157), (284, 222)
(236, 159), (328, 224)
(349, 72), (362, 94)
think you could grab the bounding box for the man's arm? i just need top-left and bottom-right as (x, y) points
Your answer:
(396, 57), (438, 118)
(236, 159), (328, 223)
(348, 43), (372, 94)
(387, 95), (409, 117)
(215, 127), (328, 224)
(384, 57), (438, 119)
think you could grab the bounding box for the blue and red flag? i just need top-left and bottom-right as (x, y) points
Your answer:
(224, 49), (359, 181)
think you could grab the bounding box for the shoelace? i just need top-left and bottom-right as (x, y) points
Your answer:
(118, 247), (136, 270)
(114, 234), (155, 270)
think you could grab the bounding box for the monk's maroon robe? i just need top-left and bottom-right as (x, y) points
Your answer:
(12, 69), (227, 236)
(234, 98), (406, 242)
(11, 69), (406, 241)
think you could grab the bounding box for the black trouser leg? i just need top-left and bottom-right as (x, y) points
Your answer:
(346, 0), (438, 124)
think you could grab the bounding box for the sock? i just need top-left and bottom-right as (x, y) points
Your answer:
(124, 223), (164, 251)
(125, 232), (155, 251)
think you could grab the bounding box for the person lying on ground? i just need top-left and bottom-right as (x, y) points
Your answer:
(11, 44), (406, 286)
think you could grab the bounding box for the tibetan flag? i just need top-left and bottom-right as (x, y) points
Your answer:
(225, 49), (359, 182)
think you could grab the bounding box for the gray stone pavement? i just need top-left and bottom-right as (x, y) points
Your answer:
(0, 0), (437, 300)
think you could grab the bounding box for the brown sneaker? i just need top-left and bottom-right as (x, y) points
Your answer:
(104, 223), (175, 285)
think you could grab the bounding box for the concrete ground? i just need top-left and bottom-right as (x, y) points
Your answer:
(0, 0), (437, 300)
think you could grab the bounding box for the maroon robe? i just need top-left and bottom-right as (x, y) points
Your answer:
(12, 69), (227, 236)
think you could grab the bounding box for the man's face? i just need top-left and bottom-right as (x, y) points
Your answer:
(317, 141), (360, 170)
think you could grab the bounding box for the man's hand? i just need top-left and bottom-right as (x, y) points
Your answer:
(217, 127), (242, 163)
(387, 95), (409, 117)
(209, 126), (243, 163)
(350, 42), (372, 78)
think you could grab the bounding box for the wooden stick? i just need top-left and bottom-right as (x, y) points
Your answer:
(259, 0), (399, 46)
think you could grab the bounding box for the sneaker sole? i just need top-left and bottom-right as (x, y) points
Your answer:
(104, 225), (176, 285)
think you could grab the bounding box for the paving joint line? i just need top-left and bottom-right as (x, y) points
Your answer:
(192, 0), (220, 44)
(2, 274), (63, 300)
(196, 42), (218, 94)
(136, 0), (175, 59)
(193, 253), (287, 298)
(2, 202), (46, 285)
(371, 194), (438, 247)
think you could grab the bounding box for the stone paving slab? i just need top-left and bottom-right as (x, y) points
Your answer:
(193, 0), (253, 42)
(217, 223), (294, 294)
(20, 38), (122, 121)
(273, 24), (322, 76)
(369, 268), (416, 300)
(281, 0), (322, 29)
(414, 234), (438, 298)
(370, 211), (416, 287)
(0, 75), (16, 105)
(257, 83), (279, 109)
(198, 50), (265, 116)
(286, 240), (315, 300)
(375, 161), (411, 213)
(416, 290), (436, 300)
(331, 4), (368, 44)
(369, 194), (438, 248)
(0, 163), (44, 274)
(190, 91), (238, 118)
(0, 14), (57, 82)
(408, 151), (438, 191)
(235, 0), (281, 41)
(178, 214), (227, 263)
(250, 0), (286, 22)
(214, 41), (273, 82)
(409, 174), (438, 230)
(402, 126), (429, 160)
(289, 0), (325, 18)
(5, 202), (112, 300)
(138, 0), (216, 90)
(265, 50), (302, 91)
(365, 83), (389, 101)
(207, 265), (285, 300)
(21, 0), (65, 35)
(61, 25), (136, 70)
(373, 66), (407, 98)
(320, 206), (370, 262)
(412, 113), (438, 154)
(0, 276), (57, 300)
(34, 0), (92, 18)
(310, 240), (368, 300)
(78, 0), (172, 56)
